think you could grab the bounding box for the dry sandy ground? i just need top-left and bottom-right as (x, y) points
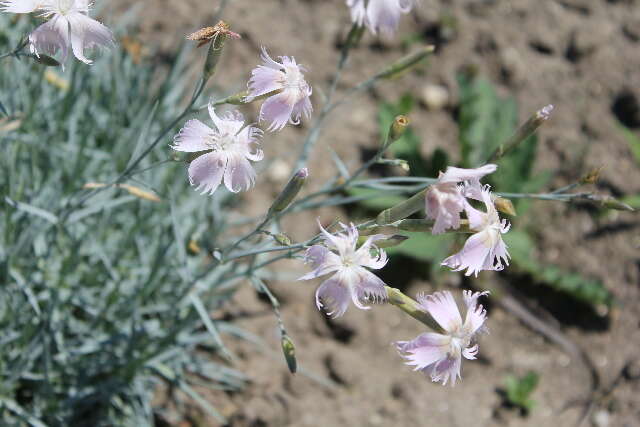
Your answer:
(107, 0), (640, 426)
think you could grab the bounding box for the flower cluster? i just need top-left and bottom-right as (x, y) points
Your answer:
(173, 46), (313, 195)
(1, 0), (114, 65)
(299, 220), (493, 385)
(346, 0), (416, 37)
(425, 164), (511, 277)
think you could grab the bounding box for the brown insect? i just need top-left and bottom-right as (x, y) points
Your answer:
(186, 21), (241, 48)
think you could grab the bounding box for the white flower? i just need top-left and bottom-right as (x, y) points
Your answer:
(425, 164), (497, 235)
(299, 221), (388, 318)
(396, 290), (489, 386)
(1, 0), (114, 65)
(442, 185), (510, 277)
(345, 0), (416, 37)
(246, 47), (313, 132)
(172, 104), (264, 195)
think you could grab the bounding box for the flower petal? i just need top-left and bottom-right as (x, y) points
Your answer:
(439, 164), (497, 184)
(223, 152), (256, 193)
(172, 119), (213, 152)
(315, 274), (351, 318)
(417, 291), (463, 332)
(352, 268), (388, 307)
(441, 230), (493, 277)
(29, 16), (70, 64)
(67, 12), (114, 64)
(429, 355), (462, 386)
(188, 152), (226, 195)
(0, 0), (40, 13)
(395, 332), (450, 370)
(259, 91), (296, 132)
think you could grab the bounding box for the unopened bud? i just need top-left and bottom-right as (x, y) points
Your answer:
(580, 166), (603, 185)
(201, 21), (239, 82)
(268, 168), (308, 214)
(488, 104), (554, 162)
(273, 233), (293, 247)
(378, 46), (435, 80)
(389, 115), (410, 142)
(596, 195), (635, 212)
(493, 196), (517, 216)
(281, 334), (297, 374)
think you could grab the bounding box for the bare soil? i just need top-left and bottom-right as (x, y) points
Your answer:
(108, 1), (640, 426)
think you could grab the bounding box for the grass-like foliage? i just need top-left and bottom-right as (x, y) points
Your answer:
(1, 15), (245, 426)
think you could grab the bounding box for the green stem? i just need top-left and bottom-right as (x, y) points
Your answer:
(294, 23), (360, 170)
(385, 286), (442, 331)
(376, 188), (428, 225)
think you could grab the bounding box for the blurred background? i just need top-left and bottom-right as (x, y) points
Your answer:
(2, 0), (639, 426)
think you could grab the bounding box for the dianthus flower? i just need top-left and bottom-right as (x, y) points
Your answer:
(395, 290), (489, 386)
(299, 221), (388, 318)
(442, 186), (510, 276)
(345, 0), (416, 37)
(245, 47), (313, 132)
(425, 164), (497, 235)
(172, 104), (263, 195)
(1, 0), (114, 65)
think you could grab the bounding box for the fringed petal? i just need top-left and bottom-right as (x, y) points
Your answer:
(172, 119), (213, 152)
(416, 291), (463, 332)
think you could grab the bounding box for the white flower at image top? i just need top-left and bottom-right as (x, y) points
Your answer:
(346, 0), (416, 37)
(0, 0), (114, 65)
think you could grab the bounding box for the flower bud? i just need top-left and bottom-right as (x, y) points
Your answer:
(281, 334), (297, 374)
(493, 196), (517, 216)
(389, 115), (410, 142)
(268, 168), (308, 215)
(201, 21), (240, 82)
(488, 104), (554, 162)
(596, 195), (635, 212)
(273, 233), (293, 247)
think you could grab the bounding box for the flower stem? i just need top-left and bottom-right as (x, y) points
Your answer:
(385, 286), (442, 332)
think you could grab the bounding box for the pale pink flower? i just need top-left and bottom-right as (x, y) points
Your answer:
(425, 164), (497, 234)
(442, 186), (510, 276)
(395, 290), (489, 386)
(246, 47), (313, 132)
(1, 0), (114, 65)
(172, 104), (263, 195)
(299, 221), (388, 318)
(345, 0), (416, 37)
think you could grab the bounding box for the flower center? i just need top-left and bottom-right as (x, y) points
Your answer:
(341, 255), (355, 268)
(57, 0), (75, 14)
(282, 66), (306, 92)
(207, 133), (235, 151)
